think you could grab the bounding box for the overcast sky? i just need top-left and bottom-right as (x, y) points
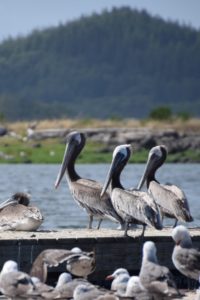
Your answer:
(0, 0), (199, 41)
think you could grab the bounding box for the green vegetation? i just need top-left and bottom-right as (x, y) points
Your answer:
(0, 136), (199, 164)
(0, 7), (200, 120)
(176, 111), (191, 121)
(149, 106), (172, 121)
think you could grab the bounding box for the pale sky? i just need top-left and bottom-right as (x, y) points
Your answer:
(0, 0), (199, 42)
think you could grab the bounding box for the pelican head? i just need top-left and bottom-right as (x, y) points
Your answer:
(55, 131), (85, 188)
(101, 144), (132, 197)
(172, 225), (192, 248)
(137, 145), (167, 189)
(142, 241), (158, 263)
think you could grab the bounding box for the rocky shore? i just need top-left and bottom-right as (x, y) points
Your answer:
(27, 127), (200, 156)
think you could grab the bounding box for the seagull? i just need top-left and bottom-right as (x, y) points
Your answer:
(139, 241), (180, 299)
(66, 250), (95, 278)
(55, 272), (89, 298)
(0, 192), (43, 231)
(73, 284), (122, 300)
(172, 225), (200, 281)
(101, 144), (162, 236)
(30, 247), (95, 282)
(106, 268), (130, 296)
(31, 276), (60, 299)
(0, 260), (38, 299)
(137, 145), (193, 227)
(125, 276), (151, 299)
(55, 131), (123, 229)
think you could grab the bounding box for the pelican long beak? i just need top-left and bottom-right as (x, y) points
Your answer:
(137, 154), (156, 190)
(55, 141), (76, 188)
(100, 152), (124, 197)
(0, 197), (17, 210)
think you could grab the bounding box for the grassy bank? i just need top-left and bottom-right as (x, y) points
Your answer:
(0, 136), (200, 164)
(0, 118), (200, 163)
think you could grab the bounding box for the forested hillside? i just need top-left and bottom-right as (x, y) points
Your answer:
(0, 7), (200, 120)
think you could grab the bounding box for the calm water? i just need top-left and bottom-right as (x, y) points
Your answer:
(0, 163), (200, 229)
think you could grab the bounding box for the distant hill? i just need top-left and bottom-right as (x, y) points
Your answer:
(0, 7), (200, 120)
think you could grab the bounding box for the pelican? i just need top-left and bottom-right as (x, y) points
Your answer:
(101, 144), (162, 236)
(0, 192), (43, 231)
(139, 241), (180, 299)
(55, 131), (123, 229)
(137, 145), (193, 227)
(172, 225), (200, 280)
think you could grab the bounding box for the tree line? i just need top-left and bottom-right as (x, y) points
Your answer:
(0, 7), (200, 120)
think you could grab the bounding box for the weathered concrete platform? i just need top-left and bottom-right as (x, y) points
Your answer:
(0, 227), (200, 288)
(0, 291), (197, 300)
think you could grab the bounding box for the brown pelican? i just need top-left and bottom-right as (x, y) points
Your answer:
(0, 260), (38, 299)
(101, 144), (162, 236)
(30, 247), (95, 282)
(139, 241), (180, 299)
(172, 225), (200, 280)
(0, 192), (43, 231)
(55, 131), (123, 229)
(137, 145), (193, 227)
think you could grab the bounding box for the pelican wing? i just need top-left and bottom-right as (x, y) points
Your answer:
(164, 184), (193, 221)
(70, 179), (121, 222)
(149, 181), (192, 221)
(112, 189), (157, 227)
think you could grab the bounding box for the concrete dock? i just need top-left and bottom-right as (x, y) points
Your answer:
(0, 227), (199, 294)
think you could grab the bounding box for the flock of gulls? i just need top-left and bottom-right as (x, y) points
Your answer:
(0, 130), (199, 299)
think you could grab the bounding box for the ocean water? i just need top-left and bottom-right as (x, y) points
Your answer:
(0, 163), (199, 230)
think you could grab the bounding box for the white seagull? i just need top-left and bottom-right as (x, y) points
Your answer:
(172, 225), (200, 281)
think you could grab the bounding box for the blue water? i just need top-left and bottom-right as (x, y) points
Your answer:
(0, 163), (199, 229)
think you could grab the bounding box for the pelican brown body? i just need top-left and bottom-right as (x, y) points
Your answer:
(101, 145), (162, 236)
(138, 145), (193, 227)
(0, 192), (43, 231)
(55, 131), (123, 229)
